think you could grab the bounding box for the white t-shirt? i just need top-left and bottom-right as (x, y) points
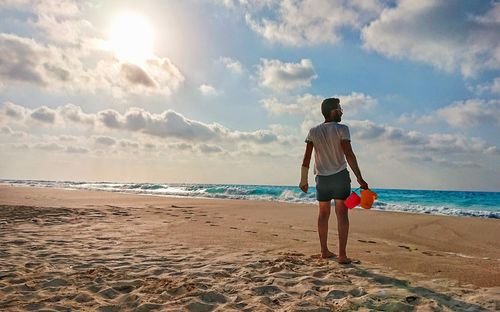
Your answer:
(305, 122), (350, 176)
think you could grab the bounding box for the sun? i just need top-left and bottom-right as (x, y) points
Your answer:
(109, 12), (154, 65)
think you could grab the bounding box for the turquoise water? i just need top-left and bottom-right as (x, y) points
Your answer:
(2, 179), (499, 219)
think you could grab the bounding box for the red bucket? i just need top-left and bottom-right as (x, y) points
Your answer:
(345, 191), (361, 209)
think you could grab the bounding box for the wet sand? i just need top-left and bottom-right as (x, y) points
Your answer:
(0, 185), (498, 311)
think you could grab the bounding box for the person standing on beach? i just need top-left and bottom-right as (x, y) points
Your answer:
(299, 98), (368, 264)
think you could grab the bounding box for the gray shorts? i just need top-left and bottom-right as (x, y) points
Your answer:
(315, 169), (351, 201)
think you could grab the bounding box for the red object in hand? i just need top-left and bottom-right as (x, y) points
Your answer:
(345, 191), (361, 209)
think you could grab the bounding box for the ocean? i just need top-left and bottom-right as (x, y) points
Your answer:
(1, 179), (499, 219)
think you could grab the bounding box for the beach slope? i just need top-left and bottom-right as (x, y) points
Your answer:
(0, 186), (498, 311)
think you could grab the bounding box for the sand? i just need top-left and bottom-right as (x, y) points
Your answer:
(0, 185), (498, 311)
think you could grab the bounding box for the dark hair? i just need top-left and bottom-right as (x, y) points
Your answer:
(321, 98), (340, 119)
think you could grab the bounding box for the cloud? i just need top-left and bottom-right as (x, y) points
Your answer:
(198, 143), (224, 154)
(121, 63), (157, 88)
(119, 139), (140, 149)
(199, 84), (219, 95)
(30, 106), (56, 124)
(0, 126), (28, 138)
(143, 142), (156, 150)
(66, 146), (89, 154)
(237, 0), (384, 46)
(361, 0), (500, 77)
(434, 99), (500, 128)
(94, 107), (280, 144)
(219, 57), (244, 74)
(258, 58), (317, 91)
(400, 99), (500, 128)
(94, 136), (117, 146)
(59, 104), (95, 126)
(0, 126), (12, 135)
(0, 3), (184, 98)
(58, 135), (79, 142)
(95, 56), (185, 97)
(2, 101), (27, 120)
(1, 102), (281, 146)
(473, 77), (500, 95)
(33, 142), (64, 151)
(261, 92), (377, 133)
(167, 142), (193, 151)
(348, 119), (498, 155)
(404, 155), (481, 168)
(0, 34), (49, 85)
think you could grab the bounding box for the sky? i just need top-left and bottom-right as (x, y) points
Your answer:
(0, 0), (499, 191)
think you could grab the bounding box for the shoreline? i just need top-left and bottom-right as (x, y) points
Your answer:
(0, 185), (499, 310)
(1, 182), (499, 220)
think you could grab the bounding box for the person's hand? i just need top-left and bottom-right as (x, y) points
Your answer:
(357, 178), (368, 189)
(299, 181), (308, 193)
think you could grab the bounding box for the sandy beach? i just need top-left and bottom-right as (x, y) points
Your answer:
(0, 185), (498, 311)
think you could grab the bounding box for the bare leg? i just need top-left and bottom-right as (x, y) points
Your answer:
(318, 201), (336, 258)
(335, 199), (351, 264)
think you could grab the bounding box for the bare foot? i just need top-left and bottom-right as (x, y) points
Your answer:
(337, 256), (352, 264)
(321, 250), (337, 259)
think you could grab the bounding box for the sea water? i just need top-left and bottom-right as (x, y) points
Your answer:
(1, 179), (499, 219)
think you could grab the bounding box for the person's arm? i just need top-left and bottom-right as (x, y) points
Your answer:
(299, 142), (313, 193)
(341, 140), (368, 189)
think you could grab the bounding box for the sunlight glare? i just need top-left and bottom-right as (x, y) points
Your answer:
(109, 13), (154, 65)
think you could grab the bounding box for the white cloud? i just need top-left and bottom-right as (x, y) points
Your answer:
(0, 126), (12, 135)
(197, 143), (224, 154)
(474, 77), (500, 95)
(2, 101), (27, 120)
(119, 139), (140, 149)
(400, 99), (500, 128)
(66, 146), (89, 154)
(0, 102), (281, 146)
(404, 155), (481, 168)
(199, 84), (219, 95)
(219, 57), (244, 74)
(33, 142), (64, 151)
(0, 1), (185, 98)
(258, 58), (317, 91)
(0, 33), (55, 86)
(93, 136), (117, 146)
(348, 119), (498, 156)
(238, 0), (384, 46)
(0, 32), (184, 97)
(434, 99), (500, 128)
(261, 92), (377, 132)
(59, 104), (95, 126)
(94, 56), (185, 97)
(30, 106), (57, 124)
(361, 0), (500, 77)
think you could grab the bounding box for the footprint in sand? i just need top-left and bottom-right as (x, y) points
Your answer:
(244, 230), (257, 234)
(171, 205), (195, 208)
(358, 239), (377, 244)
(422, 251), (443, 256)
(398, 245), (411, 251)
(230, 227), (238, 230)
